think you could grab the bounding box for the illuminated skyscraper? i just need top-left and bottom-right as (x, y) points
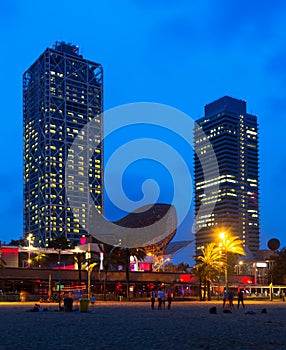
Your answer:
(194, 96), (260, 256)
(23, 42), (103, 247)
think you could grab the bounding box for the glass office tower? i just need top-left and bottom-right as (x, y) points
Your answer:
(194, 96), (260, 256)
(23, 42), (103, 247)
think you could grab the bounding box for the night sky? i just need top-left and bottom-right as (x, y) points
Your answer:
(0, 0), (286, 263)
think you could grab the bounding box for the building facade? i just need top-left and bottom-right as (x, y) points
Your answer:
(23, 42), (103, 247)
(194, 96), (260, 256)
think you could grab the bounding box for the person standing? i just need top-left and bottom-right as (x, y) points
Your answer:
(151, 289), (156, 310)
(161, 288), (166, 309)
(90, 294), (96, 305)
(228, 289), (234, 309)
(157, 288), (163, 310)
(237, 290), (245, 309)
(222, 288), (227, 308)
(167, 289), (174, 310)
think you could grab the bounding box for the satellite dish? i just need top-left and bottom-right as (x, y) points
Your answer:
(267, 238), (280, 251)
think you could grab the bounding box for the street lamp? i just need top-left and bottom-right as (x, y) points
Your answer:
(27, 233), (33, 268)
(218, 231), (228, 291)
(219, 232), (226, 241)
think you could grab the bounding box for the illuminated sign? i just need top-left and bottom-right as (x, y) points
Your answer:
(256, 262), (267, 268)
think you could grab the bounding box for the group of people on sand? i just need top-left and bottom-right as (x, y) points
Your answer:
(151, 287), (174, 310)
(222, 287), (245, 309)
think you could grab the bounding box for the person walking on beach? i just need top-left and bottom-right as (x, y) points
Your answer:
(151, 289), (156, 310)
(90, 294), (96, 305)
(222, 288), (227, 308)
(161, 288), (166, 309)
(167, 289), (174, 310)
(157, 288), (163, 310)
(228, 289), (234, 309)
(237, 290), (245, 309)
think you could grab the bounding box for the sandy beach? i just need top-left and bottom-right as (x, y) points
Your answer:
(0, 300), (285, 350)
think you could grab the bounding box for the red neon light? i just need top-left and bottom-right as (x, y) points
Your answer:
(241, 276), (253, 284)
(80, 237), (87, 245)
(2, 248), (18, 254)
(139, 262), (152, 271)
(179, 274), (198, 283)
(51, 265), (75, 270)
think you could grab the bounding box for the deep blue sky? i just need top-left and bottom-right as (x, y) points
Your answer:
(0, 0), (286, 263)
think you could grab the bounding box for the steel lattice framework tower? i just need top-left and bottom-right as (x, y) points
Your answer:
(23, 42), (103, 247)
(194, 96), (260, 256)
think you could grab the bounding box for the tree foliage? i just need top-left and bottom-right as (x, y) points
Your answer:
(33, 252), (48, 267)
(164, 262), (190, 272)
(218, 232), (246, 291)
(271, 248), (286, 284)
(218, 233), (246, 257)
(8, 237), (26, 246)
(96, 243), (121, 300)
(48, 234), (70, 251)
(194, 234), (246, 300)
(73, 252), (86, 285)
(194, 242), (223, 301)
(118, 247), (146, 300)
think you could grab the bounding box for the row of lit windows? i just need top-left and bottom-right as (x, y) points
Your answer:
(196, 178), (237, 190)
(246, 130), (257, 136)
(220, 192), (237, 197)
(25, 204), (89, 212)
(196, 174), (235, 187)
(197, 222), (215, 229)
(28, 211), (92, 221)
(50, 71), (64, 78)
(196, 217), (215, 225)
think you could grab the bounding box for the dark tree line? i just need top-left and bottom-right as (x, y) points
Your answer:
(271, 248), (286, 284)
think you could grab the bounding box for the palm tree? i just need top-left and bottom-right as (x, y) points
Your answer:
(96, 243), (121, 301)
(33, 251), (48, 267)
(218, 232), (246, 291)
(48, 234), (70, 309)
(73, 252), (86, 286)
(119, 247), (146, 301)
(194, 242), (222, 301)
(192, 263), (206, 301)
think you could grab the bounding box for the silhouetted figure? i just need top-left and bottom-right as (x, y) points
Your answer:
(228, 290), (234, 309)
(222, 288), (227, 308)
(161, 289), (166, 309)
(91, 295), (96, 305)
(167, 289), (174, 310)
(157, 289), (164, 310)
(237, 290), (245, 309)
(151, 290), (156, 310)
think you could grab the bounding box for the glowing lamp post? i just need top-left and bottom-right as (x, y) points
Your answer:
(27, 233), (33, 268)
(219, 232), (228, 291)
